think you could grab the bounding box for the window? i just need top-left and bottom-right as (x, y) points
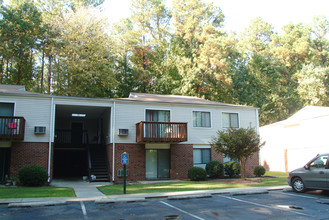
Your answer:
(310, 156), (328, 169)
(193, 148), (211, 164)
(222, 113), (239, 128)
(193, 111), (211, 127)
(146, 110), (170, 122)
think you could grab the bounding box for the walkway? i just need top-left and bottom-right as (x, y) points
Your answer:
(51, 179), (111, 198)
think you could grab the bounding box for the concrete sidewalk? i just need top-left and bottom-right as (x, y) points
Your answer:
(0, 179), (291, 206)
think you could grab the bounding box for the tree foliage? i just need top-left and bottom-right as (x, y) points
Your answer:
(210, 127), (265, 179)
(1, 0), (329, 125)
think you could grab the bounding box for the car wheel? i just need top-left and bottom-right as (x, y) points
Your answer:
(292, 177), (306, 193)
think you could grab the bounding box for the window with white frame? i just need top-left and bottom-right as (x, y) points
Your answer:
(146, 110), (170, 122)
(193, 148), (211, 164)
(222, 112), (239, 128)
(193, 111), (211, 128)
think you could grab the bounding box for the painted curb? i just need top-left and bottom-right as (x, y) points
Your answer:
(8, 201), (67, 208)
(168, 193), (212, 200)
(95, 197), (146, 204)
(230, 190), (268, 196)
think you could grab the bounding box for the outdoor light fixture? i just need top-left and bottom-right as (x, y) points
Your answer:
(72, 113), (86, 117)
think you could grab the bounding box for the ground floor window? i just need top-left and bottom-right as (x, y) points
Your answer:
(193, 148), (211, 164)
(146, 149), (170, 179)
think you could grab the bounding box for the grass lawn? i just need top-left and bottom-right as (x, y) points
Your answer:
(98, 171), (289, 196)
(0, 186), (76, 199)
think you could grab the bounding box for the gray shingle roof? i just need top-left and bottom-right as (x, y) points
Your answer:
(0, 85), (255, 109)
(116, 92), (254, 108)
(0, 84), (41, 95)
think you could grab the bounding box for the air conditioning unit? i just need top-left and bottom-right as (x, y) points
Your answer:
(117, 169), (129, 177)
(34, 126), (46, 134)
(118, 129), (128, 136)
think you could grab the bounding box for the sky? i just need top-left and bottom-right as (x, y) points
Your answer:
(101, 0), (329, 34)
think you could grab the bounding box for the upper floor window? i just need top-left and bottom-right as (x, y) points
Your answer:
(222, 113), (239, 128)
(193, 111), (211, 128)
(0, 103), (14, 116)
(146, 110), (170, 122)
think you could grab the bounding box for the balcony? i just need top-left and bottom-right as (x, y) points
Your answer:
(136, 121), (187, 143)
(0, 116), (25, 140)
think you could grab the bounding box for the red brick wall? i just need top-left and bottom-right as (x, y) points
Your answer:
(170, 144), (193, 179)
(10, 142), (52, 179)
(209, 146), (259, 177)
(105, 143), (259, 181)
(245, 152), (259, 177)
(106, 143), (145, 182)
(211, 147), (223, 161)
(107, 143), (194, 182)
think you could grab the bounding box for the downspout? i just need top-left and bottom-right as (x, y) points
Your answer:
(48, 97), (54, 182)
(255, 108), (260, 165)
(255, 108), (259, 133)
(112, 101), (116, 182)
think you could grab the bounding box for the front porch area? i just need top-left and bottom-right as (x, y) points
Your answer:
(54, 105), (111, 182)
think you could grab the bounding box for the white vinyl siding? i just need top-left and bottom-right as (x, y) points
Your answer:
(115, 102), (257, 144)
(222, 112), (239, 128)
(193, 111), (211, 128)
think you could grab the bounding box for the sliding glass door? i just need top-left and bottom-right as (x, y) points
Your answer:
(146, 149), (170, 179)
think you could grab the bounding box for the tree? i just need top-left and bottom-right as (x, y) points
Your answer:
(171, 0), (235, 101)
(0, 2), (47, 89)
(297, 64), (329, 106)
(310, 16), (329, 67)
(210, 127), (265, 179)
(50, 6), (115, 97)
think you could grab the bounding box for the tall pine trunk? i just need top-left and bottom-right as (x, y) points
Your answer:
(40, 50), (45, 93)
(47, 54), (52, 94)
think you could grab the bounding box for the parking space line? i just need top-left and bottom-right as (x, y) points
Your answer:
(80, 201), (88, 219)
(275, 191), (320, 200)
(217, 195), (311, 217)
(160, 201), (205, 220)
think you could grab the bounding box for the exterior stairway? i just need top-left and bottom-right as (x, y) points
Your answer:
(88, 145), (110, 182)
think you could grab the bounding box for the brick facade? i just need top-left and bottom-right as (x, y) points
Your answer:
(170, 144), (193, 179)
(107, 143), (195, 182)
(211, 147), (223, 161)
(105, 143), (259, 182)
(10, 142), (52, 179)
(245, 152), (259, 177)
(106, 143), (146, 182)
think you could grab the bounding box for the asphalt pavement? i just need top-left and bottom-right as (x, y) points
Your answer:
(0, 178), (291, 207)
(1, 189), (329, 220)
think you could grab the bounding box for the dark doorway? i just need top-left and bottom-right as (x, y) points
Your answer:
(71, 122), (83, 145)
(0, 148), (10, 182)
(53, 149), (88, 178)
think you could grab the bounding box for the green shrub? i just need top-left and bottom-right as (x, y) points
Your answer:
(253, 165), (266, 177)
(224, 161), (241, 177)
(205, 160), (223, 178)
(18, 165), (48, 186)
(188, 167), (207, 181)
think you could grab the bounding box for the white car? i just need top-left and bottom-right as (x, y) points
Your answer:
(287, 153), (329, 193)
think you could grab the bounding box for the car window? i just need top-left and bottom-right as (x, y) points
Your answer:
(310, 156), (328, 169)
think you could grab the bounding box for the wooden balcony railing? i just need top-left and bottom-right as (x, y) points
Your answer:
(0, 116), (25, 140)
(136, 121), (187, 143)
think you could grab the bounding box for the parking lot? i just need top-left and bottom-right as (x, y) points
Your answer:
(0, 190), (328, 219)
